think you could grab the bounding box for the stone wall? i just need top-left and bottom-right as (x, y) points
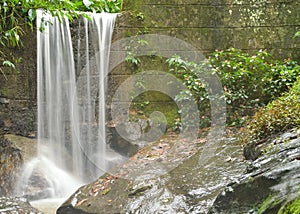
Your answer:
(0, 0), (300, 135)
(108, 0), (300, 130)
(119, 0), (300, 57)
(0, 29), (37, 137)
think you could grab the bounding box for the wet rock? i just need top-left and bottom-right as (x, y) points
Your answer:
(57, 206), (91, 214)
(0, 135), (40, 199)
(57, 176), (131, 214)
(128, 184), (152, 197)
(0, 197), (42, 213)
(0, 116), (4, 130)
(107, 115), (167, 157)
(0, 137), (23, 196)
(209, 128), (300, 213)
(20, 169), (54, 201)
(9, 110), (36, 137)
(4, 134), (37, 162)
(0, 97), (10, 105)
(108, 126), (140, 157)
(57, 132), (245, 213)
(0, 96), (36, 137)
(243, 142), (262, 160)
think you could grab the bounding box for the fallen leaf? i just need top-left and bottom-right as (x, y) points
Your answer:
(76, 198), (88, 207)
(102, 187), (111, 195)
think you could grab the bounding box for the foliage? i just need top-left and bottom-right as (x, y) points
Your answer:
(294, 31), (300, 39)
(130, 99), (179, 129)
(125, 38), (151, 116)
(209, 48), (299, 123)
(257, 195), (281, 214)
(126, 47), (300, 129)
(76, 0), (123, 13)
(0, 0), (122, 76)
(166, 55), (213, 128)
(166, 49), (300, 128)
(125, 37), (148, 69)
(240, 78), (300, 145)
(278, 197), (300, 214)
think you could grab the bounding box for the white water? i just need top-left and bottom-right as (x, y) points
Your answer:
(14, 11), (124, 208)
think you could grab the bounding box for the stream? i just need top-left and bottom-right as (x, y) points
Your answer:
(31, 198), (65, 214)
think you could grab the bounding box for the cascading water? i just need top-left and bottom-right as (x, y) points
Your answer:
(14, 10), (124, 209)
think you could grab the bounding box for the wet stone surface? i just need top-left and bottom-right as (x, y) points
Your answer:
(0, 137), (23, 197)
(57, 129), (246, 213)
(0, 197), (42, 214)
(209, 128), (300, 213)
(57, 128), (300, 213)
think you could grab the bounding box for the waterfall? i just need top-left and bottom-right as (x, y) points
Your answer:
(14, 11), (124, 200)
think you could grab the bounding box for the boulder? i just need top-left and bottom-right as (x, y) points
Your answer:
(209, 128), (300, 213)
(0, 137), (23, 196)
(57, 132), (246, 213)
(0, 134), (39, 197)
(108, 126), (139, 157)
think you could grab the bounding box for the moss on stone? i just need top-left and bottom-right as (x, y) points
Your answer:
(241, 78), (300, 149)
(131, 91), (179, 128)
(278, 197), (300, 214)
(0, 87), (8, 97)
(257, 195), (282, 214)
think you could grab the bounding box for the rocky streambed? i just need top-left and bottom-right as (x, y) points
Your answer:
(1, 127), (299, 213)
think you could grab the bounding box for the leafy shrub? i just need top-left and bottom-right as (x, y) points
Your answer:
(210, 48), (272, 108)
(126, 45), (299, 129)
(241, 78), (300, 144)
(209, 48), (300, 124)
(167, 49), (300, 127)
(166, 55), (213, 129)
(74, 0), (123, 13)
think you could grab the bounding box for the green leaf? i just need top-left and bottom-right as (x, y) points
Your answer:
(294, 31), (300, 38)
(3, 60), (15, 69)
(28, 9), (36, 22)
(83, 0), (93, 8)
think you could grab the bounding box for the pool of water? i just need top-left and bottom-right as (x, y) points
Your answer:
(31, 198), (66, 214)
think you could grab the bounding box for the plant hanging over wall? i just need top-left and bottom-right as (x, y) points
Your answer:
(0, 0), (123, 77)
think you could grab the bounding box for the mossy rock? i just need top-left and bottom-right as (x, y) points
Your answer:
(241, 78), (300, 160)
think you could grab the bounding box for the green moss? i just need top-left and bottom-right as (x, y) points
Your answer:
(257, 195), (282, 214)
(0, 87), (8, 97)
(278, 198), (300, 214)
(241, 78), (300, 145)
(144, 102), (179, 128)
(142, 91), (173, 102)
(131, 91), (179, 128)
(122, 0), (143, 12)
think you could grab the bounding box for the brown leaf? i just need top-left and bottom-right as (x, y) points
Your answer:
(76, 198), (88, 207)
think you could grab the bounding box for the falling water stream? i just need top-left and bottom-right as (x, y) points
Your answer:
(14, 11), (125, 213)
